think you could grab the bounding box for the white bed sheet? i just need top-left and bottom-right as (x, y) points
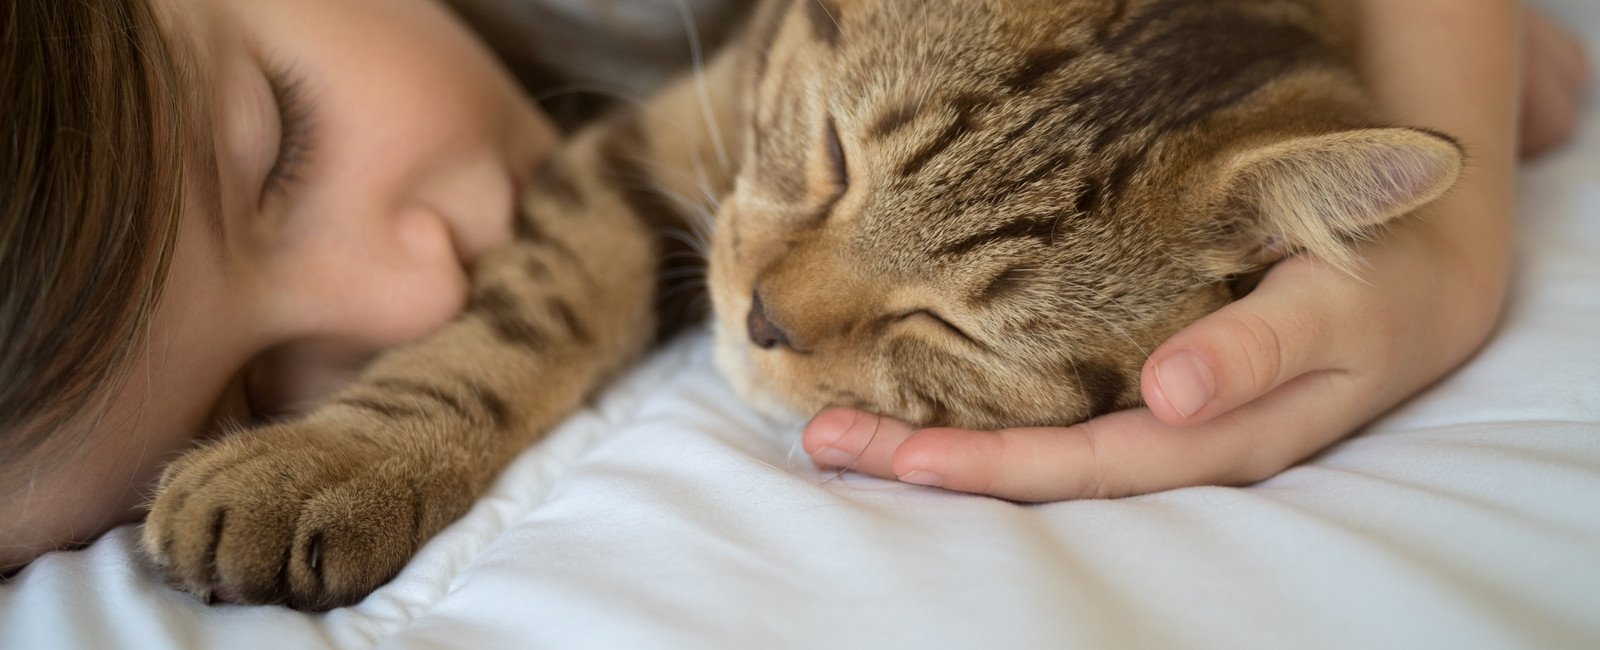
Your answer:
(5, 4), (1600, 648)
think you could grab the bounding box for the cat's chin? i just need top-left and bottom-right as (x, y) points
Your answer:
(710, 322), (808, 425)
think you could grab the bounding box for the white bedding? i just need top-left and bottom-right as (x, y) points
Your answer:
(5, 4), (1600, 648)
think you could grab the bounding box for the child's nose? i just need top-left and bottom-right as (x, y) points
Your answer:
(393, 206), (462, 270)
(264, 204), (469, 350)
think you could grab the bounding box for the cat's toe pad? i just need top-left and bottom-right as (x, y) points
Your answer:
(141, 424), (442, 610)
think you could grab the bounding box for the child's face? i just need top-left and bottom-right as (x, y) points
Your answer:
(0, 0), (559, 568)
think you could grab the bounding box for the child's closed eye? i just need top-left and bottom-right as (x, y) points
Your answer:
(262, 64), (316, 202)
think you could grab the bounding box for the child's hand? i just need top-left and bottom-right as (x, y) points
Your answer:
(802, 0), (1562, 501)
(1521, 3), (1591, 158)
(801, 224), (1500, 501)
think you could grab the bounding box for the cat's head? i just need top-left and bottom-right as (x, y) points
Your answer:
(708, 0), (1462, 429)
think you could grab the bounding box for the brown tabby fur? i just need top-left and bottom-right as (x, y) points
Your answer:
(143, 0), (1463, 609)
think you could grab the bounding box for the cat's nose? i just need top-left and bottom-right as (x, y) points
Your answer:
(747, 290), (794, 350)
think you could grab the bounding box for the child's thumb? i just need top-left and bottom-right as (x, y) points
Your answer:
(1139, 283), (1346, 426)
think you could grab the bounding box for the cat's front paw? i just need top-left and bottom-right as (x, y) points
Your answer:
(142, 419), (471, 610)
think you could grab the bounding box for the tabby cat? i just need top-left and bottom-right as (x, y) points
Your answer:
(143, 0), (1463, 609)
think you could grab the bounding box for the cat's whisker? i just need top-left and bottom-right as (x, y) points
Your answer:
(670, 166), (722, 224)
(686, 147), (716, 224)
(651, 182), (720, 227)
(549, 92), (722, 233)
(688, 218), (717, 255)
(1080, 304), (1151, 359)
(785, 434), (806, 468)
(655, 266), (709, 282)
(688, 183), (722, 228)
(629, 163), (722, 235)
(671, 0), (733, 173)
(656, 281), (709, 303)
(604, 175), (717, 259)
(656, 278), (711, 307)
(533, 84), (653, 111)
(658, 251), (708, 267)
(808, 0), (847, 46)
(658, 225), (713, 261)
(1064, 355), (1087, 408)
(1054, 279), (1151, 358)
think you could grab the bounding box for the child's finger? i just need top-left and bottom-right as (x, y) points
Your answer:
(1138, 262), (1362, 427)
(802, 407), (915, 478)
(1551, 27), (1592, 90)
(890, 370), (1367, 502)
(1526, 5), (1591, 89)
(1520, 55), (1581, 158)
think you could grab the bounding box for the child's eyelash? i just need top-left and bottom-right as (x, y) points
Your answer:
(264, 66), (315, 198)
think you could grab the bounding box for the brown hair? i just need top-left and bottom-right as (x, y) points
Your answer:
(0, 0), (185, 462)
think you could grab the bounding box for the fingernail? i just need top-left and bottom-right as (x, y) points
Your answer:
(1156, 351), (1215, 418)
(899, 470), (943, 487)
(813, 446), (858, 469)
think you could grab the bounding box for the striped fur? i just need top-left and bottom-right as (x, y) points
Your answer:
(144, 0), (1463, 610)
(710, 0), (1461, 431)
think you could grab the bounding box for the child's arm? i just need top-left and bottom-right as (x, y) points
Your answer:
(802, 0), (1576, 500)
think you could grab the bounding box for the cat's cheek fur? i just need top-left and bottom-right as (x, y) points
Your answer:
(707, 203), (807, 422)
(711, 320), (806, 423)
(707, 203), (767, 413)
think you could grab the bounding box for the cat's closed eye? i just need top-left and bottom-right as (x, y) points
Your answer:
(824, 116), (848, 194)
(897, 309), (981, 348)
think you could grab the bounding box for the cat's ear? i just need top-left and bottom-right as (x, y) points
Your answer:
(1221, 127), (1463, 272)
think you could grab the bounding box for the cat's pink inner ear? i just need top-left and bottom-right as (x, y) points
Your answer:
(1231, 127), (1464, 272)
